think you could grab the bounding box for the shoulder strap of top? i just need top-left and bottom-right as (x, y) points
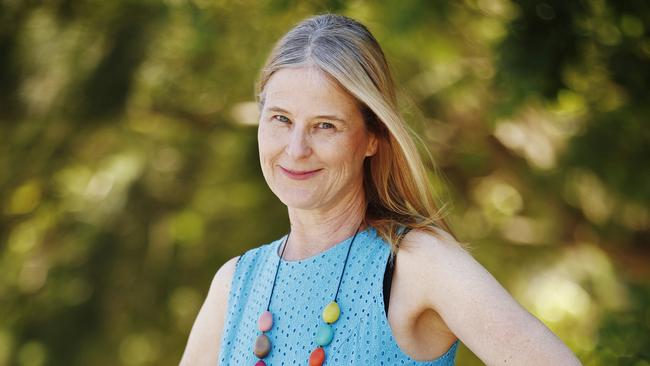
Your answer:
(383, 227), (412, 315)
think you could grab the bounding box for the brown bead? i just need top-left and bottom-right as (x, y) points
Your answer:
(253, 334), (271, 358)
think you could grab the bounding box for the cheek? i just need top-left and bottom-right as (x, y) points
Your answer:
(258, 128), (278, 187)
(258, 125), (282, 159)
(320, 139), (361, 171)
(339, 133), (369, 161)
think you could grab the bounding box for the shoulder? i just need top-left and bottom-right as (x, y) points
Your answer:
(397, 226), (515, 316)
(205, 255), (241, 326)
(399, 226), (465, 254)
(396, 227), (582, 365)
(206, 255), (241, 321)
(395, 226), (474, 309)
(179, 255), (240, 366)
(210, 255), (241, 294)
(214, 238), (283, 289)
(397, 226), (472, 278)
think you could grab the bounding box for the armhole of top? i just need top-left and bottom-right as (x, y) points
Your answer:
(383, 227), (412, 315)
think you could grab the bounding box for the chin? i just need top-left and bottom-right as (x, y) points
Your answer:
(274, 190), (323, 210)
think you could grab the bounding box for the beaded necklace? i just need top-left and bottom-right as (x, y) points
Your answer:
(253, 223), (363, 366)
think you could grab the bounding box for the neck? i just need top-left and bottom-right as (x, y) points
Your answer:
(284, 186), (368, 261)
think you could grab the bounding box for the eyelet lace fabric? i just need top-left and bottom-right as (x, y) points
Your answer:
(218, 226), (459, 365)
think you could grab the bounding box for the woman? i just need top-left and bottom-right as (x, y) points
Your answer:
(181, 14), (582, 365)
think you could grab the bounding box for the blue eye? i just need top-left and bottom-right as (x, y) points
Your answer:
(273, 115), (290, 123)
(318, 122), (335, 129)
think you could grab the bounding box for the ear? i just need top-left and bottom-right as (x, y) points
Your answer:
(365, 133), (379, 157)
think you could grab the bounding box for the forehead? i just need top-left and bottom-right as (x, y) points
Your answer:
(263, 67), (360, 116)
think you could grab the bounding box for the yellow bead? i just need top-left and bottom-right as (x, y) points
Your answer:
(322, 301), (340, 323)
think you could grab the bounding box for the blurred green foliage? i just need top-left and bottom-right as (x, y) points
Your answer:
(1, 0), (648, 365)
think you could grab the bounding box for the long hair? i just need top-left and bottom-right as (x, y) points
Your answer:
(256, 14), (457, 254)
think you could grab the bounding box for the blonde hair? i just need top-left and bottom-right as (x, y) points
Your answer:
(256, 14), (457, 253)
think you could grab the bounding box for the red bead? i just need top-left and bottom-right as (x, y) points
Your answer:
(309, 347), (325, 366)
(254, 361), (266, 366)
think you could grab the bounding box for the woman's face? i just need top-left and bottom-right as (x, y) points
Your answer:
(258, 67), (378, 211)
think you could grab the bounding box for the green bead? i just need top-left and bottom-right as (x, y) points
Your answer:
(322, 301), (340, 324)
(315, 323), (334, 346)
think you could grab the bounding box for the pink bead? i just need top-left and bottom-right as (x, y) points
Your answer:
(258, 311), (273, 332)
(254, 361), (266, 366)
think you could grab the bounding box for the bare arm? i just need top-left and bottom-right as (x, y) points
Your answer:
(179, 256), (240, 366)
(401, 229), (582, 366)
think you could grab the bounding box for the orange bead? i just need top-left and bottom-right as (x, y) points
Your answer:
(309, 347), (325, 366)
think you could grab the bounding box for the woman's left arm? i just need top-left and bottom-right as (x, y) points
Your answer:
(400, 228), (582, 366)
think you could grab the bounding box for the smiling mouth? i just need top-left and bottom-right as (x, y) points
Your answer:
(279, 166), (323, 180)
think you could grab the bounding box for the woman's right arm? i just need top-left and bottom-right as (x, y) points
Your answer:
(179, 256), (240, 366)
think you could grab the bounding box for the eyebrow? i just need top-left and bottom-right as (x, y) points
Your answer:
(266, 106), (348, 123)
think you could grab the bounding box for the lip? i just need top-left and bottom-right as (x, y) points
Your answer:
(279, 166), (323, 180)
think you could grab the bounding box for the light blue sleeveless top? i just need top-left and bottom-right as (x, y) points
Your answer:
(218, 226), (459, 365)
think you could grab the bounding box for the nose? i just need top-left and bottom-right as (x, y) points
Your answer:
(285, 126), (312, 159)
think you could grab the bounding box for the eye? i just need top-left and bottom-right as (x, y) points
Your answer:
(272, 115), (290, 123)
(317, 122), (335, 130)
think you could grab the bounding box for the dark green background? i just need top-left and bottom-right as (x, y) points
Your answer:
(1, 0), (648, 365)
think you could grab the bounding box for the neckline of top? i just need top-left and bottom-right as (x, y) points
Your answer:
(273, 226), (375, 265)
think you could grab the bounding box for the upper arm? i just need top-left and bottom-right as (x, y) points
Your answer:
(179, 255), (240, 366)
(400, 229), (581, 366)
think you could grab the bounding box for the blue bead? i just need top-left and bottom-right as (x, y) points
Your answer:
(315, 323), (334, 346)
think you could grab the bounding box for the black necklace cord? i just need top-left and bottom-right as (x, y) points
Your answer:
(267, 221), (364, 311)
(334, 221), (363, 301)
(266, 231), (290, 311)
